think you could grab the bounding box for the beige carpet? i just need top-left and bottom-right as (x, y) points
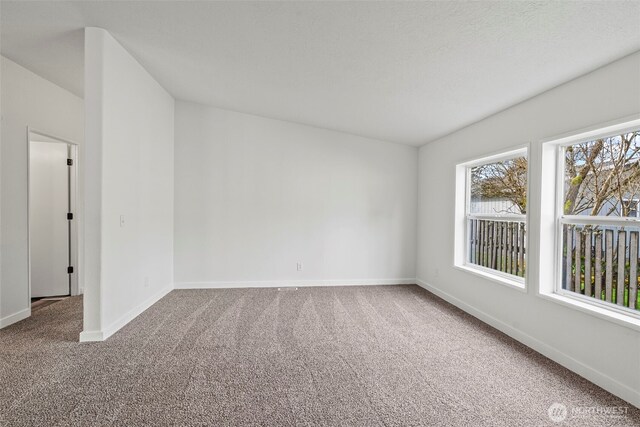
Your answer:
(0, 285), (637, 426)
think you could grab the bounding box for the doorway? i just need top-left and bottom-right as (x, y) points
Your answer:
(28, 130), (78, 300)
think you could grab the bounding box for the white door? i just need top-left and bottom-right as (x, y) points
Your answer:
(30, 141), (70, 297)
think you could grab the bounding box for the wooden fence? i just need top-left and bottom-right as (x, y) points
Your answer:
(564, 225), (640, 311)
(468, 219), (526, 277)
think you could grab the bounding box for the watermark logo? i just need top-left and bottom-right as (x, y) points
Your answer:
(548, 402), (568, 423)
(547, 402), (628, 423)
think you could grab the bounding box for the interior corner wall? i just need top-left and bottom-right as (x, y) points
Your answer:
(0, 56), (84, 329)
(417, 51), (640, 406)
(174, 101), (418, 288)
(82, 28), (174, 341)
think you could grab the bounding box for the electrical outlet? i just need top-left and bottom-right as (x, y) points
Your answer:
(296, 262), (303, 271)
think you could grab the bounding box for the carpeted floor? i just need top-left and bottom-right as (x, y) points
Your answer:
(30, 297), (68, 313)
(0, 285), (638, 426)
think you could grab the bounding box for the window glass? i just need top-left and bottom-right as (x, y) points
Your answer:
(470, 157), (527, 215)
(563, 132), (640, 217)
(466, 153), (527, 280)
(560, 130), (640, 313)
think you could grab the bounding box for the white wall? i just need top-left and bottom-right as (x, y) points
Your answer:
(174, 101), (417, 287)
(82, 28), (174, 341)
(417, 51), (640, 406)
(0, 56), (84, 328)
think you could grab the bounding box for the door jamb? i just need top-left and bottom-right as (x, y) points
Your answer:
(26, 128), (80, 304)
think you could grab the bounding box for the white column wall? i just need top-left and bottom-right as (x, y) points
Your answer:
(82, 28), (174, 341)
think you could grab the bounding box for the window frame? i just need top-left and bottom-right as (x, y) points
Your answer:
(553, 127), (640, 321)
(455, 146), (529, 290)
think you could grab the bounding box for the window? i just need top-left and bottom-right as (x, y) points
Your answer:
(558, 128), (640, 316)
(456, 148), (528, 288)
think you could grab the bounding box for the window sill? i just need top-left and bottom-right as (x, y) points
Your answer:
(538, 291), (640, 332)
(454, 263), (527, 293)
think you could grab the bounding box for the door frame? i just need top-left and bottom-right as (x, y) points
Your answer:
(27, 128), (80, 301)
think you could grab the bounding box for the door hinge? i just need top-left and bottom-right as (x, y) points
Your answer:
(67, 213), (73, 220)
(67, 266), (74, 274)
(67, 159), (73, 166)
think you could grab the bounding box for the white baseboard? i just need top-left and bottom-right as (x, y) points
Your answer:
(79, 284), (173, 342)
(174, 278), (416, 289)
(79, 330), (104, 342)
(415, 279), (640, 409)
(0, 307), (31, 329)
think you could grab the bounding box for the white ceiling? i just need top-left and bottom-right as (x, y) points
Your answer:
(1, 1), (639, 146)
